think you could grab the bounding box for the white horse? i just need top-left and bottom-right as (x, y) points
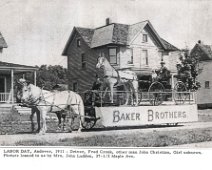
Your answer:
(19, 81), (85, 134)
(96, 56), (139, 105)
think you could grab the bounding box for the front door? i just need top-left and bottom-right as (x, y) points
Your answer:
(0, 77), (5, 92)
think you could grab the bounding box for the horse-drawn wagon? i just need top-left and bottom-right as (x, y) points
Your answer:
(16, 57), (198, 133)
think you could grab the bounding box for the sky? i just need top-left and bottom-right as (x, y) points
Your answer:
(0, 0), (212, 67)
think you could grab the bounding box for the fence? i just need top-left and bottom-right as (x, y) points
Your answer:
(0, 93), (10, 103)
(81, 90), (196, 106)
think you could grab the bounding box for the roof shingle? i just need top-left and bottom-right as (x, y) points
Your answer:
(75, 27), (94, 47)
(191, 43), (212, 61)
(63, 20), (179, 54)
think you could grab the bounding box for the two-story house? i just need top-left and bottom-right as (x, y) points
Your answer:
(62, 19), (180, 92)
(190, 41), (212, 108)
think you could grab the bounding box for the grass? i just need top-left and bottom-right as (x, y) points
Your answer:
(10, 127), (212, 147)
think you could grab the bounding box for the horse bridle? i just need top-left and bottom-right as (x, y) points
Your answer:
(21, 85), (44, 106)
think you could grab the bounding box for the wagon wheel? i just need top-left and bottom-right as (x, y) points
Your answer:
(81, 107), (96, 129)
(173, 81), (187, 105)
(148, 81), (165, 106)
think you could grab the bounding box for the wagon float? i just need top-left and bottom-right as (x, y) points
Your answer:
(82, 57), (198, 129)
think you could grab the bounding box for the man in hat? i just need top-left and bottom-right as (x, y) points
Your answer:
(156, 60), (170, 82)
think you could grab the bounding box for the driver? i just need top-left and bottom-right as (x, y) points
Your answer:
(156, 60), (170, 81)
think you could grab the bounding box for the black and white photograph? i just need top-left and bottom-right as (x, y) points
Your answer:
(0, 0), (212, 168)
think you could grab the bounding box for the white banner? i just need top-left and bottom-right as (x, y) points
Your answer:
(95, 104), (198, 127)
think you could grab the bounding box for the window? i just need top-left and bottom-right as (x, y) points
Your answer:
(128, 48), (133, 64)
(143, 50), (148, 65)
(73, 82), (78, 92)
(77, 39), (81, 47)
(81, 53), (86, 69)
(205, 81), (210, 89)
(143, 34), (148, 42)
(109, 48), (117, 64)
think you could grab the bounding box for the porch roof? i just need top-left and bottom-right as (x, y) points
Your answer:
(0, 61), (38, 73)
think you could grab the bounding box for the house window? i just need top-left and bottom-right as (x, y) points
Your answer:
(143, 34), (148, 43)
(143, 50), (148, 65)
(128, 48), (133, 64)
(81, 53), (86, 69)
(73, 82), (78, 92)
(109, 48), (117, 64)
(77, 39), (81, 47)
(205, 81), (210, 89)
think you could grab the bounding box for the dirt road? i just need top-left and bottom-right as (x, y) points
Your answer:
(1, 121), (212, 146)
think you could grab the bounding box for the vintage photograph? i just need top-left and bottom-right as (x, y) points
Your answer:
(0, 0), (212, 148)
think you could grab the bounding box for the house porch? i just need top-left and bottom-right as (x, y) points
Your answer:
(0, 62), (37, 103)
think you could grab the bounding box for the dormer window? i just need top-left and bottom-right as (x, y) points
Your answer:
(77, 39), (81, 47)
(143, 34), (148, 43)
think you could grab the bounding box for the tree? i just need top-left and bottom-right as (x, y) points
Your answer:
(175, 51), (201, 91)
(25, 65), (68, 90)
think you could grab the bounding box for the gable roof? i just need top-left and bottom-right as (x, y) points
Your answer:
(0, 32), (8, 48)
(62, 20), (179, 55)
(190, 43), (212, 61)
(160, 38), (179, 51)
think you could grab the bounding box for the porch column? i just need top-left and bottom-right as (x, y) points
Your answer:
(34, 70), (37, 86)
(11, 69), (14, 103)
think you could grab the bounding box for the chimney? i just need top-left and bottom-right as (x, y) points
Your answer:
(198, 40), (201, 44)
(106, 18), (111, 26)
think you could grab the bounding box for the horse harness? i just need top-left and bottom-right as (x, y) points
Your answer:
(104, 68), (137, 85)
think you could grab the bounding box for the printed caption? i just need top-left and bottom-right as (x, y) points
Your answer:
(1, 148), (202, 159)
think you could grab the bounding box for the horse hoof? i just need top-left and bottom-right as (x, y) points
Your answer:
(56, 128), (62, 132)
(63, 129), (72, 133)
(38, 130), (46, 135)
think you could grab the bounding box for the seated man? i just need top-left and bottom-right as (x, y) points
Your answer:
(175, 62), (192, 83)
(155, 61), (171, 82)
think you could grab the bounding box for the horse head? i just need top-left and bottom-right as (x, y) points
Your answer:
(96, 56), (106, 69)
(17, 79), (41, 104)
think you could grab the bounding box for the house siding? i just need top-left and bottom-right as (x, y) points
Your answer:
(66, 32), (99, 92)
(197, 61), (212, 105)
(130, 29), (162, 70)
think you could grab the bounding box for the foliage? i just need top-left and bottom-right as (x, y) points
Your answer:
(25, 65), (68, 90)
(175, 51), (201, 91)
